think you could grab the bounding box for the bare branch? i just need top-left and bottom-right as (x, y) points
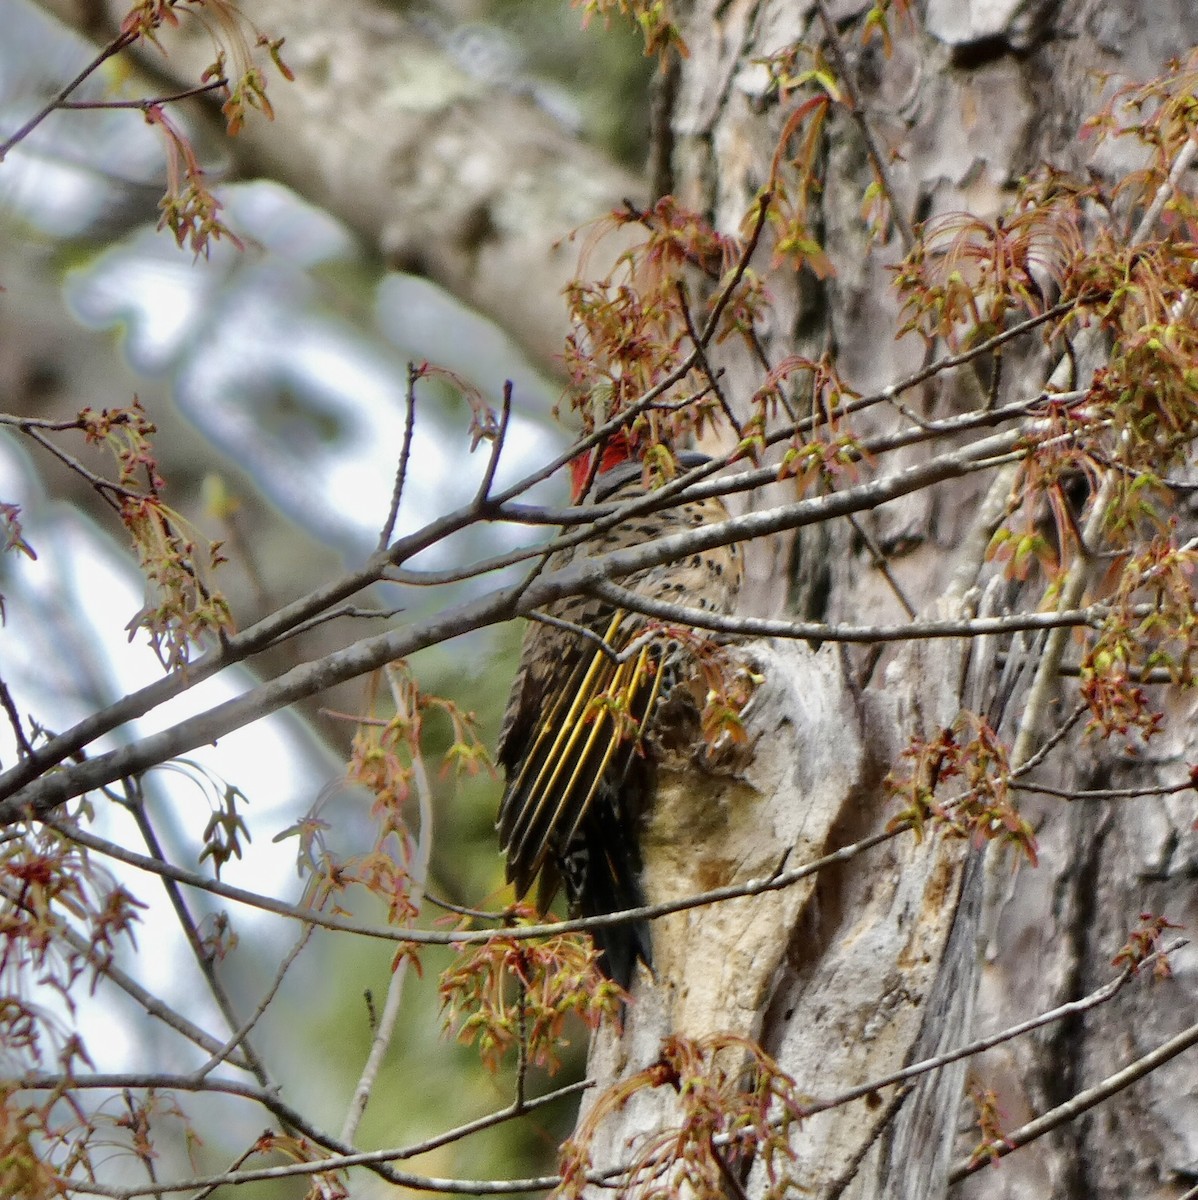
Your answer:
(473, 381), (513, 508)
(824, 1086), (915, 1200)
(949, 1014), (1198, 1182)
(590, 578), (1105, 643)
(57, 78), (229, 110)
(527, 608), (622, 662)
(0, 27), (136, 159)
(378, 365), (418, 550)
(0, 302), (1075, 808)
(123, 787), (276, 1094)
(843, 511), (917, 618)
(20, 425), (132, 513)
(192, 923), (316, 1081)
(0, 678), (34, 760)
(0, 424), (1032, 821)
(276, 605), (406, 643)
(1013, 778), (1196, 801)
(807, 948), (1180, 1116)
(41, 812), (904, 948)
(1006, 699), (1089, 779)
(14, 1071), (587, 1195)
(699, 187), (772, 344)
(675, 279), (741, 436)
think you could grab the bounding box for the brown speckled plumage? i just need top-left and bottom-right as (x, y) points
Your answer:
(496, 456), (741, 987)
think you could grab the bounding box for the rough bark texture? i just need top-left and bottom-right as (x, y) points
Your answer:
(579, 2), (1198, 1198)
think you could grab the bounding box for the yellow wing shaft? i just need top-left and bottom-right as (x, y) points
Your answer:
(499, 610), (666, 896)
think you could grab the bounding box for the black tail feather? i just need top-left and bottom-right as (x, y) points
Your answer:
(562, 780), (653, 991)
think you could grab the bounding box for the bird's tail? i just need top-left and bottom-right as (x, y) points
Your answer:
(560, 781), (653, 991)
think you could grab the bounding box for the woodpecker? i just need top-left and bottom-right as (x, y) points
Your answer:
(496, 436), (741, 989)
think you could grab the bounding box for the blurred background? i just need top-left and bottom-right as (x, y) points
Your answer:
(0, 0), (653, 1192)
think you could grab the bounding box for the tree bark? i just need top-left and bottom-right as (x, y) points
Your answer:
(578, 3), (1198, 1198)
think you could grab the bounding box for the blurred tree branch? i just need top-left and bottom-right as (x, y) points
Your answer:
(36, 0), (648, 371)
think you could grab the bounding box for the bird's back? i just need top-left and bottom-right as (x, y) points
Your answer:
(496, 467), (741, 988)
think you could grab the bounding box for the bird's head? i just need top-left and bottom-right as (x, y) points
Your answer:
(569, 431), (636, 502)
(568, 431), (713, 503)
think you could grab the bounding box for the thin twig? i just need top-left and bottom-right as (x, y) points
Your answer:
(473, 381), (512, 507)
(843, 511), (917, 618)
(0, 679), (34, 759)
(58, 79), (229, 110)
(423, 892), (503, 920)
(823, 1085), (914, 1200)
(189, 1139), (260, 1200)
(711, 1137), (751, 1200)
(699, 189), (772, 345)
(378, 365), (418, 550)
(339, 663), (436, 1143)
(675, 280), (742, 437)
(0, 413), (113, 431)
(41, 811), (903, 947)
(123, 787), (275, 1095)
(514, 966), (529, 1113)
(16, 1071), (588, 1196)
(192, 923), (316, 1080)
(526, 609), (622, 662)
(1013, 778), (1195, 801)
(391, 391), (1063, 593)
(0, 29), (137, 160)
(985, 347), (1003, 411)
(589, 578), (1106, 643)
(948, 1012), (1198, 1182)
(275, 605), (405, 644)
(815, 0), (914, 250)
(806, 946), (1182, 1116)
(1007, 700), (1088, 779)
(20, 426), (135, 513)
(2, 424), (1037, 821)
(0, 302), (1078, 809)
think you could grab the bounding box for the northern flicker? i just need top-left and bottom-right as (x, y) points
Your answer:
(496, 436), (741, 988)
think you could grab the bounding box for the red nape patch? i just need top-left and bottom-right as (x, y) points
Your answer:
(569, 432), (636, 501)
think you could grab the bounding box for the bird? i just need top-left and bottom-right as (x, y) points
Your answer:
(496, 433), (742, 990)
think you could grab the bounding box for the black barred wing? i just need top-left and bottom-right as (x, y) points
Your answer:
(497, 609), (665, 894)
(496, 609), (663, 985)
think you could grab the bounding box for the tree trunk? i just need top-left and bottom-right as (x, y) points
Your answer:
(577, 3), (1198, 1198)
